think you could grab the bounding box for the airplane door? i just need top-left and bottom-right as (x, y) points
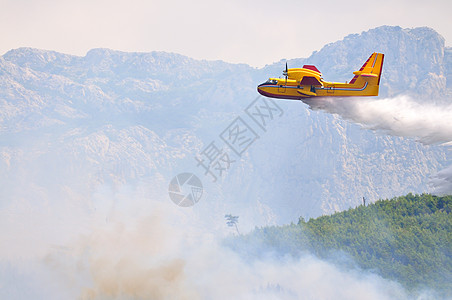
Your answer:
(327, 85), (334, 94)
(278, 84), (286, 93)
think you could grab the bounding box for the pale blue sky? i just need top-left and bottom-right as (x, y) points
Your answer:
(1, 0), (451, 67)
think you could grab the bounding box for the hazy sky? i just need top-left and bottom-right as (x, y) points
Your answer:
(1, 0), (451, 67)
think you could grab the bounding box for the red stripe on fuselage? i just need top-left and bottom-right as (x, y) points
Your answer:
(257, 89), (308, 100)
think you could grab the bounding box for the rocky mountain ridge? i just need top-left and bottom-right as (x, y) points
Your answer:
(0, 25), (450, 226)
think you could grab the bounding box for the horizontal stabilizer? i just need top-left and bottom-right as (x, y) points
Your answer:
(352, 72), (378, 78)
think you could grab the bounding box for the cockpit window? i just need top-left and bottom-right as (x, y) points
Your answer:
(265, 79), (278, 85)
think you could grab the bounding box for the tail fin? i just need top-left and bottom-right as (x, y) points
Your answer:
(349, 53), (384, 85)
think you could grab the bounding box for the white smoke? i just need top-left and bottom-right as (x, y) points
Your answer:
(50, 198), (410, 300)
(429, 163), (452, 195)
(1, 184), (415, 300)
(302, 95), (452, 194)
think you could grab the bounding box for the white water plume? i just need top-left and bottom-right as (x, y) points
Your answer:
(303, 95), (452, 145)
(303, 95), (452, 194)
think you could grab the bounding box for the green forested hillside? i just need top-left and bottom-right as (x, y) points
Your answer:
(232, 194), (452, 294)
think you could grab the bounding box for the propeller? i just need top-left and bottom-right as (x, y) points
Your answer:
(283, 62), (288, 86)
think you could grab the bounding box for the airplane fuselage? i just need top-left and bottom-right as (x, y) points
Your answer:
(257, 53), (384, 100)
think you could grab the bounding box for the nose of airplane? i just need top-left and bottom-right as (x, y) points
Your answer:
(257, 82), (265, 96)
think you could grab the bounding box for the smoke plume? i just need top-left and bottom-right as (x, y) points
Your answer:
(62, 203), (410, 300)
(1, 183), (415, 300)
(429, 163), (452, 195)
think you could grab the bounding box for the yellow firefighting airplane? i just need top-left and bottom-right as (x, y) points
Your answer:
(257, 53), (384, 99)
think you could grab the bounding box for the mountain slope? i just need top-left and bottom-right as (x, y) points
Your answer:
(0, 26), (450, 226)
